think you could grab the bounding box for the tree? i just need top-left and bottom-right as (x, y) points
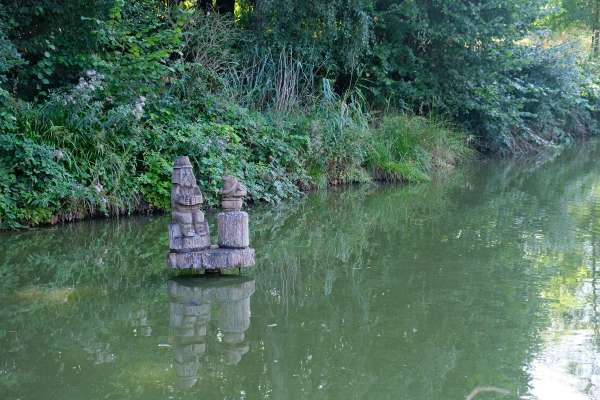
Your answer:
(198, 0), (235, 13)
(0, 0), (115, 98)
(547, 0), (600, 57)
(244, 0), (373, 80)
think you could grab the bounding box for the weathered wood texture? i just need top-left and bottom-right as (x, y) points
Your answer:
(167, 162), (255, 271)
(201, 247), (255, 269)
(169, 222), (211, 252)
(167, 247), (255, 270)
(217, 211), (249, 248)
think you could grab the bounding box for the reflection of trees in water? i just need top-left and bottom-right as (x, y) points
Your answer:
(590, 194), (600, 349)
(0, 215), (170, 292)
(591, 224), (600, 399)
(0, 277), (257, 399)
(0, 283), (168, 399)
(2, 142), (600, 398)
(246, 142), (600, 399)
(537, 178), (600, 398)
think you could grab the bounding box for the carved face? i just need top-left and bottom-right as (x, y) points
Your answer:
(222, 175), (236, 190)
(180, 168), (196, 187)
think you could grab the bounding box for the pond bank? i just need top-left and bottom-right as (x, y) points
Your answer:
(1, 112), (473, 230)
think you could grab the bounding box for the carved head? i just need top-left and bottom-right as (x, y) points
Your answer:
(220, 175), (247, 199)
(172, 156), (197, 187)
(222, 175), (237, 191)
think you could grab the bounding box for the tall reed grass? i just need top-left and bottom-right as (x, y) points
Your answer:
(366, 115), (474, 183)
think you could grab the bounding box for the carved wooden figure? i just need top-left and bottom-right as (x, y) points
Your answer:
(217, 176), (250, 248)
(167, 158), (255, 272)
(171, 156), (208, 239)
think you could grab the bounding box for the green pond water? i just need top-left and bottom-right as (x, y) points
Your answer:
(2, 143), (600, 400)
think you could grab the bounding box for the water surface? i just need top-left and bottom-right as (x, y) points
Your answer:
(2, 143), (600, 400)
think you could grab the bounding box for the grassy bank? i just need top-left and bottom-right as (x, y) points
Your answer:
(0, 87), (472, 229)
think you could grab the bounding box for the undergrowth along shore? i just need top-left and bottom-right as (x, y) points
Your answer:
(0, 85), (473, 229)
(2, 3), (600, 229)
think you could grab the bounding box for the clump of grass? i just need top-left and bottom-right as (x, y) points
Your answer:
(366, 114), (474, 183)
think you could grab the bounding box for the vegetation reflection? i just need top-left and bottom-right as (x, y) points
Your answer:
(2, 142), (600, 399)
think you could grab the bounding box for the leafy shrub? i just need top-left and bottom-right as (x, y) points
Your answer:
(0, 79), (316, 227)
(244, 0), (372, 78)
(0, 28), (23, 88)
(242, 1), (599, 153)
(139, 96), (311, 206)
(1, 0), (115, 98)
(465, 41), (600, 153)
(0, 133), (99, 228)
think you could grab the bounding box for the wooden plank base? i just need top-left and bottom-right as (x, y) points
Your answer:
(167, 247), (255, 271)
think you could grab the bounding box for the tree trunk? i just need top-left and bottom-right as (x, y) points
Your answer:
(215, 0), (235, 14)
(198, 0), (210, 12)
(594, 0), (600, 58)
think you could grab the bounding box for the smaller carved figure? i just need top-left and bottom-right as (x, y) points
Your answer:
(171, 156), (204, 237)
(219, 175), (247, 211)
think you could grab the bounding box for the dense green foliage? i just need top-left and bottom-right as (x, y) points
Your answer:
(0, 0), (598, 228)
(248, 0), (600, 152)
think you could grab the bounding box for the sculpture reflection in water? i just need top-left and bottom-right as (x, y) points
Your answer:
(167, 277), (255, 388)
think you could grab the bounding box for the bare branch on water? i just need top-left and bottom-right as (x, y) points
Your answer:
(465, 386), (510, 400)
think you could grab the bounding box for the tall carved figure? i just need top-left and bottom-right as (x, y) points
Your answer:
(168, 156), (210, 255)
(171, 156), (203, 236)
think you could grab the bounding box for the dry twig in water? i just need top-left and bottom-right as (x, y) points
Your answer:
(465, 386), (510, 400)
